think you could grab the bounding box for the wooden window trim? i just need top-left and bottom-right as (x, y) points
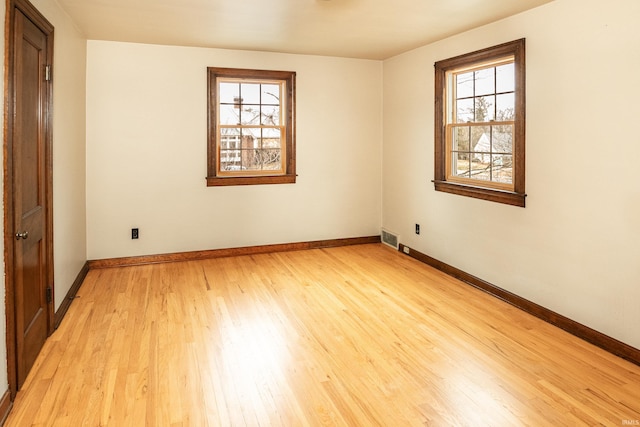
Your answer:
(434, 39), (526, 207)
(207, 67), (296, 186)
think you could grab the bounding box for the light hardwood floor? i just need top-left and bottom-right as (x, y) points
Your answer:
(5, 244), (640, 426)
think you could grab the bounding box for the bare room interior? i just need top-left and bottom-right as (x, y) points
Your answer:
(1, 0), (639, 425)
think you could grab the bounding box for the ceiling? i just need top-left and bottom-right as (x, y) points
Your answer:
(57, 0), (553, 60)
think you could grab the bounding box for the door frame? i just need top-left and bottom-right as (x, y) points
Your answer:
(4, 0), (54, 398)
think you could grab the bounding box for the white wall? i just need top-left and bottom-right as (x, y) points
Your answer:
(31, 0), (88, 310)
(383, 0), (640, 348)
(86, 42), (383, 260)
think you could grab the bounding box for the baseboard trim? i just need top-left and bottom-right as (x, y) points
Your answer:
(398, 243), (640, 367)
(54, 261), (90, 329)
(89, 236), (382, 269)
(0, 390), (12, 426)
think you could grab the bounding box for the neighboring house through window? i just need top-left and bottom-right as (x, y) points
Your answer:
(207, 67), (296, 186)
(434, 39), (526, 207)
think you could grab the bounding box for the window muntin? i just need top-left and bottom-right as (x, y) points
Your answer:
(434, 39), (525, 207)
(207, 68), (296, 186)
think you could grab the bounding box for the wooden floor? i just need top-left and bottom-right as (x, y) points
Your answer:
(5, 244), (640, 426)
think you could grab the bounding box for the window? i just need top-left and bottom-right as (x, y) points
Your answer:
(207, 67), (296, 186)
(434, 39), (526, 207)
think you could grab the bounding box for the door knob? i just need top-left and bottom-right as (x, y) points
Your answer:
(15, 231), (28, 240)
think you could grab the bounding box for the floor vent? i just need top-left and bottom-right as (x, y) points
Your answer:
(381, 229), (399, 250)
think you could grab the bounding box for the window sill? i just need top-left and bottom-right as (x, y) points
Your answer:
(207, 174), (297, 187)
(433, 180), (526, 207)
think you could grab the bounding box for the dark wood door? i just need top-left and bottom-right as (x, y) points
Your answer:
(5, 0), (54, 394)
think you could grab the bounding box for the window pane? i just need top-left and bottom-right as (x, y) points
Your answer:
(493, 155), (513, 184)
(220, 137), (239, 150)
(220, 128), (241, 149)
(219, 104), (239, 125)
(239, 106), (261, 125)
(492, 155), (513, 184)
(261, 105), (280, 126)
(456, 98), (474, 123)
(261, 128), (282, 150)
(220, 150), (242, 171)
(261, 149), (282, 170)
(496, 93), (515, 121)
(261, 84), (281, 105)
(241, 148), (262, 171)
(240, 83), (260, 104)
(471, 126), (490, 154)
(475, 96), (495, 122)
(470, 159), (491, 181)
(496, 63), (515, 93)
(474, 68), (495, 96)
(219, 82), (240, 104)
(451, 126), (470, 152)
(491, 125), (513, 154)
(454, 152), (470, 178)
(456, 72), (474, 98)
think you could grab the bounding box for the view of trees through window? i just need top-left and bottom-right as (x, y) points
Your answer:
(218, 81), (284, 172)
(448, 60), (515, 185)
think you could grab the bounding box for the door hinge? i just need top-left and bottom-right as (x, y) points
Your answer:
(46, 287), (52, 304)
(45, 65), (51, 82)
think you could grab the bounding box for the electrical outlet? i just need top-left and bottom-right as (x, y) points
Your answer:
(403, 246), (410, 254)
(415, 224), (420, 235)
(131, 228), (139, 239)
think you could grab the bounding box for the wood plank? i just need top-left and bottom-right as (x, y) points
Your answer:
(399, 243), (640, 366)
(5, 244), (640, 425)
